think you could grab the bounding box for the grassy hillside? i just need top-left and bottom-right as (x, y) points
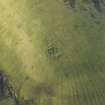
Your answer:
(0, 0), (105, 105)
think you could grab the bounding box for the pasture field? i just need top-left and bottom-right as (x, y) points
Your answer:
(0, 0), (105, 105)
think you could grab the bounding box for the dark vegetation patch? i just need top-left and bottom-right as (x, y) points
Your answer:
(94, 20), (101, 24)
(63, 68), (71, 77)
(64, 0), (76, 8)
(47, 45), (62, 59)
(92, 0), (102, 12)
(64, 0), (105, 12)
(73, 24), (80, 29)
(34, 83), (55, 97)
(90, 12), (96, 18)
(48, 46), (58, 56)
(33, 83), (55, 105)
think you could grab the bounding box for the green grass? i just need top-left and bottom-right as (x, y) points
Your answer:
(0, 0), (105, 105)
(0, 98), (15, 105)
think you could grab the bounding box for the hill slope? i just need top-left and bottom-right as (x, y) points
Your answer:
(0, 0), (105, 105)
